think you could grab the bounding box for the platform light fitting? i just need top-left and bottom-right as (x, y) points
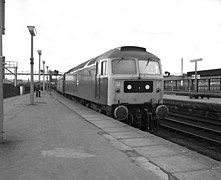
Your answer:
(37, 50), (42, 55)
(27, 26), (37, 36)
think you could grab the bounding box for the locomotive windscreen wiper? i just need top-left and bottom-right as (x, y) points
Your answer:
(115, 57), (124, 65)
(145, 58), (151, 67)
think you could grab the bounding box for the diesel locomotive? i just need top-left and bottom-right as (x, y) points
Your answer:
(57, 46), (168, 131)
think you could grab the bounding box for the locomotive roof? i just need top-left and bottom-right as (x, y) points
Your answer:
(97, 46), (160, 60)
(66, 46), (160, 73)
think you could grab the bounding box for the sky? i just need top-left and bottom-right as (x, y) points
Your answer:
(3, 0), (221, 80)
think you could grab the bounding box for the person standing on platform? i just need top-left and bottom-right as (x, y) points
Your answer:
(36, 83), (41, 97)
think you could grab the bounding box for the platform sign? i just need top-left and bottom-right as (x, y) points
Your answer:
(191, 75), (200, 79)
(0, 0), (5, 34)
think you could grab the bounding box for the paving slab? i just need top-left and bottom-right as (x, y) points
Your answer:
(84, 116), (113, 122)
(102, 127), (135, 133)
(76, 110), (100, 116)
(150, 155), (209, 173)
(109, 131), (146, 139)
(92, 121), (125, 128)
(121, 138), (165, 147)
(81, 114), (105, 118)
(173, 168), (221, 180)
(134, 145), (182, 158)
(102, 134), (133, 151)
(186, 151), (221, 169)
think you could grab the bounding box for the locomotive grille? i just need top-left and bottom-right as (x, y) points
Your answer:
(124, 81), (153, 93)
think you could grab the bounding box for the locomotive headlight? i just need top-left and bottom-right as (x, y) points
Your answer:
(145, 85), (150, 90)
(127, 84), (132, 90)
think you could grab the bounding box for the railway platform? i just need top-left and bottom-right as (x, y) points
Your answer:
(164, 94), (221, 119)
(0, 92), (220, 180)
(164, 94), (221, 105)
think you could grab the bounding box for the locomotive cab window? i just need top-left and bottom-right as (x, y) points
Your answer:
(112, 59), (136, 74)
(101, 61), (107, 75)
(139, 59), (160, 75)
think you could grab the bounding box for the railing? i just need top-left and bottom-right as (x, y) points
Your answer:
(5, 71), (64, 76)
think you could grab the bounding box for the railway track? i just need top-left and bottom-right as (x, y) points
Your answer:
(159, 110), (221, 145)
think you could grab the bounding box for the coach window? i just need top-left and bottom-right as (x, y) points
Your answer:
(101, 61), (107, 75)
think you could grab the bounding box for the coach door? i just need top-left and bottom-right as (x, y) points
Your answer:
(73, 74), (77, 92)
(95, 62), (100, 98)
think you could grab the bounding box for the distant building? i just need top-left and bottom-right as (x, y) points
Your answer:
(3, 79), (13, 84)
(187, 68), (221, 77)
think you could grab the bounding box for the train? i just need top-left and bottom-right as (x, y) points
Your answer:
(56, 46), (169, 131)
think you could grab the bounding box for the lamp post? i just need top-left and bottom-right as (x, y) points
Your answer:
(27, 26), (37, 105)
(190, 58), (202, 92)
(42, 60), (45, 92)
(37, 50), (42, 84)
(46, 66), (48, 91)
(0, 0), (5, 143)
(49, 69), (51, 95)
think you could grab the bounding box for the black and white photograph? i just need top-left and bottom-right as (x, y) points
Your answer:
(0, 0), (221, 179)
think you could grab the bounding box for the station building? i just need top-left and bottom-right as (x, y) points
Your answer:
(163, 68), (221, 96)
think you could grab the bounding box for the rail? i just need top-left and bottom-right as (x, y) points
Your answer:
(159, 110), (221, 144)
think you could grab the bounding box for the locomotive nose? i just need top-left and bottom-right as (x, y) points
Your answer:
(155, 105), (169, 119)
(114, 105), (128, 121)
